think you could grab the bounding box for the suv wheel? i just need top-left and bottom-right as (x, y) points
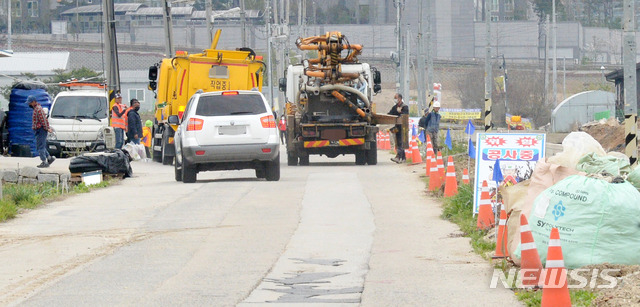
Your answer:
(182, 159), (197, 183)
(174, 151), (183, 182)
(265, 154), (280, 181)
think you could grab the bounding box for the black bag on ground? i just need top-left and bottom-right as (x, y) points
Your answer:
(68, 149), (133, 177)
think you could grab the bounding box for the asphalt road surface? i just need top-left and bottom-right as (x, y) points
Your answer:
(0, 148), (521, 306)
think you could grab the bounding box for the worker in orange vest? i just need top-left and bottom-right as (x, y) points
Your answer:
(111, 92), (127, 149)
(278, 115), (287, 145)
(142, 120), (153, 160)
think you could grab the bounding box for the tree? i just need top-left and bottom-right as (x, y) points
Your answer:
(325, 0), (354, 24)
(1, 68), (104, 102)
(530, 0), (566, 21)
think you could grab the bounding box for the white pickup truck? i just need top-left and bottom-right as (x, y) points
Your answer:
(47, 89), (110, 157)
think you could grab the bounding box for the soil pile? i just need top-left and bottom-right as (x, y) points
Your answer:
(580, 118), (625, 152)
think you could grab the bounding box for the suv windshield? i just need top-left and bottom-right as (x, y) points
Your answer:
(196, 94), (267, 116)
(51, 96), (108, 119)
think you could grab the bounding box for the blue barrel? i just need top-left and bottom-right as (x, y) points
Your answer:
(8, 82), (52, 157)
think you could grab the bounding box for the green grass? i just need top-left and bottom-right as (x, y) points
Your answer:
(515, 289), (596, 307)
(0, 179), (116, 222)
(439, 183), (495, 255)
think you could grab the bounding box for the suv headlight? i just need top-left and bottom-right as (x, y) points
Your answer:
(47, 128), (57, 141)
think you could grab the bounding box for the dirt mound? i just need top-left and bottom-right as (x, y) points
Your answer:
(584, 263), (640, 306)
(580, 118), (626, 152)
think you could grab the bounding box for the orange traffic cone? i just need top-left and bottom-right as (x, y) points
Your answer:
(406, 144), (412, 163)
(476, 181), (495, 229)
(493, 206), (509, 258)
(519, 214), (543, 288)
(383, 131), (391, 150)
(425, 135), (434, 176)
(444, 156), (458, 197)
(412, 140), (422, 164)
(541, 228), (571, 307)
(428, 155), (441, 191)
(436, 151), (445, 182)
(376, 132), (382, 149)
(462, 168), (470, 184)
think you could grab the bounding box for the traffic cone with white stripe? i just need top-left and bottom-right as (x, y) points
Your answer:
(428, 154), (441, 191)
(376, 132), (382, 149)
(425, 135), (435, 177)
(411, 140), (422, 164)
(444, 156), (458, 197)
(406, 143), (413, 163)
(476, 181), (495, 229)
(541, 228), (571, 307)
(384, 131), (391, 150)
(519, 214), (543, 288)
(436, 152), (445, 182)
(492, 206), (509, 258)
(462, 168), (470, 184)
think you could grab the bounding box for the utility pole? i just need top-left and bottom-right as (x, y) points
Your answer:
(103, 0), (120, 94)
(403, 26), (411, 101)
(552, 0), (557, 106)
(544, 15), (549, 107)
(266, 0), (274, 109)
(205, 0), (212, 43)
(240, 0), (246, 47)
(484, 0), (492, 132)
(162, 0), (174, 57)
(426, 0), (433, 99)
(417, 0), (426, 111)
(623, 0), (638, 166)
(8, 0), (12, 51)
(395, 0), (403, 95)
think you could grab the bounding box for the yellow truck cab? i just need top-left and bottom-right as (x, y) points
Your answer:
(148, 30), (265, 164)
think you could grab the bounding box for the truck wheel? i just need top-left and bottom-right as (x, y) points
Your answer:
(161, 129), (173, 165)
(265, 154), (280, 181)
(366, 142), (378, 165)
(299, 155), (309, 166)
(174, 151), (183, 182)
(355, 151), (366, 165)
(287, 152), (298, 166)
(182, 160), (197, 183)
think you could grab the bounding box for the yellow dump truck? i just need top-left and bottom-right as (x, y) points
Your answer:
(148, 30), (265, 164)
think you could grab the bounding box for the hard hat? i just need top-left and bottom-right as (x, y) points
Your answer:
(145, 120), (153, 128)
(433, 101), (441, 108)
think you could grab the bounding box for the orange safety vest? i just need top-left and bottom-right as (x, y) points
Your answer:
(141, 126), (152, 147)
(278, 118), (286, 131)
(111, 103), (127, 129)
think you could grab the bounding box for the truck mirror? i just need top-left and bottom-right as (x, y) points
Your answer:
(168, 115), (180, 125)
(278, 78), (287, 92)
(373, 70), (381, 85)
(148, 65), (158, 81)
(374, 84), (382, 94)
(148, 81), (157, 91)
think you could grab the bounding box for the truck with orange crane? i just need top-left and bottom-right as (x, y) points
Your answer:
(279, 31), (401, 166)
(147, 29), (265, 164)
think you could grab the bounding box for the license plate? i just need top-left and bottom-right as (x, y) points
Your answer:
(66, 142), (86, 148)
(218, 125), (246, 135)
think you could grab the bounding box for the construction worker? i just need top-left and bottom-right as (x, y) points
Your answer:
(278, 115), (287, 145)
(388, 93), (409, 163)
(142, 120), (153, 159)
(111, 92), (127, 149)
(126, 99), (142, 145)
(28, 95), (55, 168)
(424, 101), (442, 153)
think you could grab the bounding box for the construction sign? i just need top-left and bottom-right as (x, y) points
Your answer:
(440, 108), (482, 120)
(472, 133), (546, 214)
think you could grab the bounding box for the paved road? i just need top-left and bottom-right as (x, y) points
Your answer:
(0, 149), (520, 306)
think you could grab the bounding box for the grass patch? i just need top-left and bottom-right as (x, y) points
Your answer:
(515, 289), (595, 307)
(439, 183), (495, 255)
(0, 179), (116, 222)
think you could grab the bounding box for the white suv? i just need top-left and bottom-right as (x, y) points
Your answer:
(171, 90), (280, 183)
